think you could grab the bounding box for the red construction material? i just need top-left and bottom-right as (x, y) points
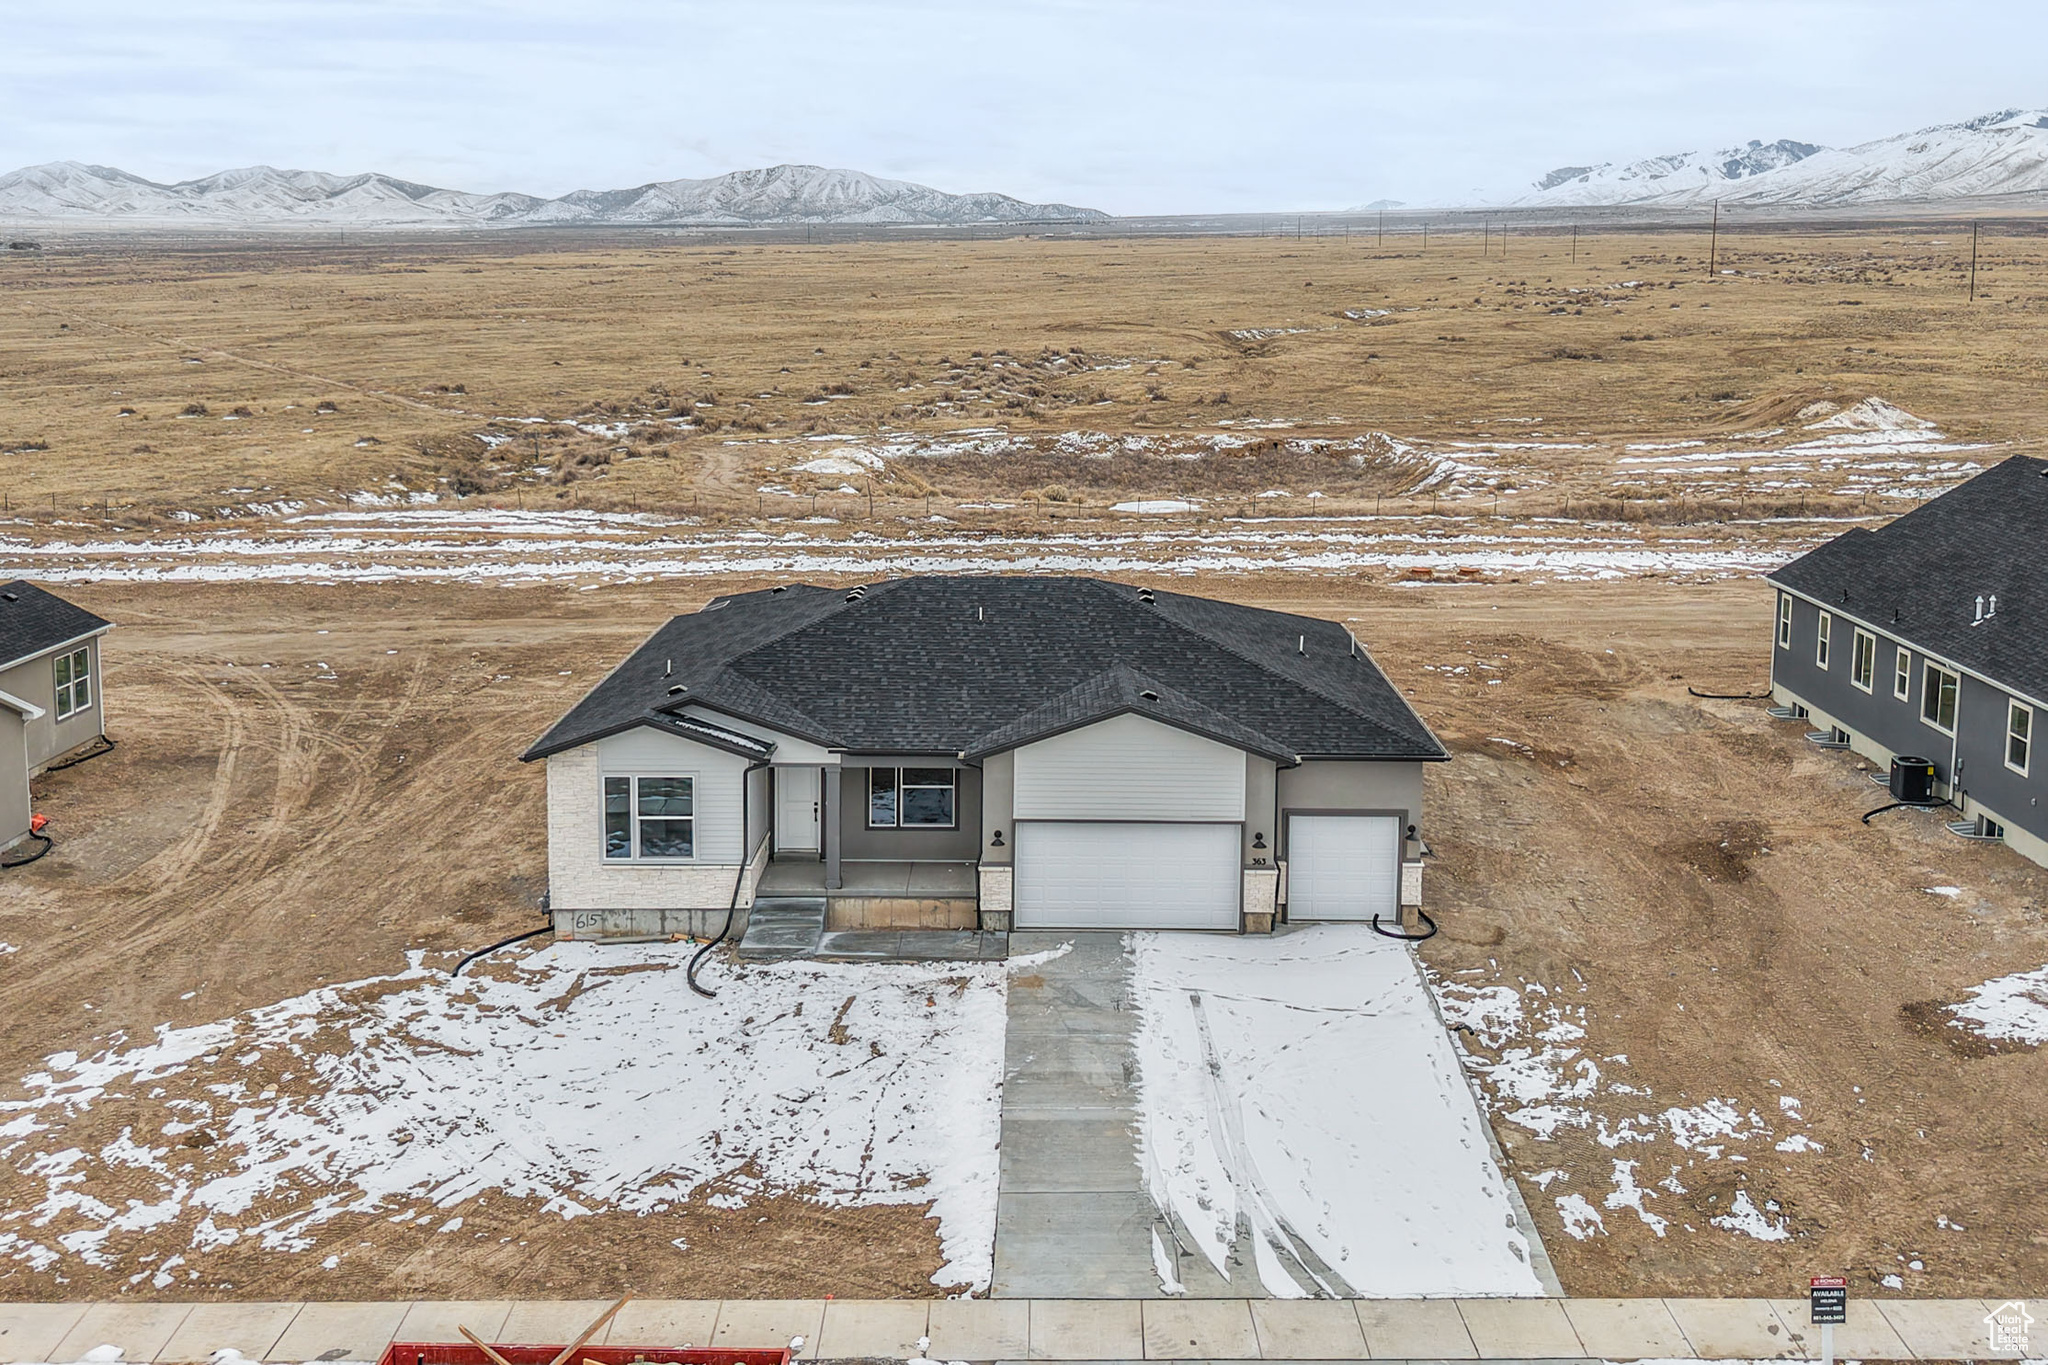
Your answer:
(378, 1345), (790, 1365)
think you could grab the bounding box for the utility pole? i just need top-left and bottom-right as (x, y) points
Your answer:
(1422, 222), (1428, 251)
(1377, 210), (1383, 247)
(1708, 201), (1719, 276)
(1969, 220), (1979, 302)
(1571, 222), (1578, 263)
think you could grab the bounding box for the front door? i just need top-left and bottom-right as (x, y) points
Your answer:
(776, 766), (821, 854)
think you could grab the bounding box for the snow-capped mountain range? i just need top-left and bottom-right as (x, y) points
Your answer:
(0, 162), (1108, 228)
(1518, 109), (2048, 207)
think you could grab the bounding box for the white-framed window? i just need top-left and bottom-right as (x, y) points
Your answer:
(2010, 700), (2033, 776)
(1776, 595), (1792, 649)
(1893, 648), (1912, 701)
(1850, 629), (1875, 692)
(54, 646), (92, 719)
(868, 766), (958, 829)
(1921, 663), (1958, 734)
(602, 774), (695, 860)
(1815, 611), (1832, 669)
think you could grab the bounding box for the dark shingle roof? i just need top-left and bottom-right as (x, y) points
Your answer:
(524, 576), (1445, 764)
(0, 581), (112, 670)
(1769, 454), (2048, 703)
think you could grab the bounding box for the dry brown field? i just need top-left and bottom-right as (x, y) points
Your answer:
(0, 230), (2044, 1303)
(1, 226), (2044, 524)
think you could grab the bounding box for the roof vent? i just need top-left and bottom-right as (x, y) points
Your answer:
(0, 592), (14, 603)
(667, 684), (687, 696)
(770, 585), (787, 594)
(1137, 588), (1155, 604)
(1139, 689), (1160, 702)
(1298, 634), (1306, 655)
(845, 585), (868, 603)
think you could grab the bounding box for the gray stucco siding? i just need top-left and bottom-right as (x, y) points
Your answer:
(0, 709), (30, 847)
(0, 635), (107, 772)
(1274, 759), (1426, 857)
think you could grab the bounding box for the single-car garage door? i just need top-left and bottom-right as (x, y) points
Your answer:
(1014, 821), (1241, 929)
(1286, 814), (1401, 921)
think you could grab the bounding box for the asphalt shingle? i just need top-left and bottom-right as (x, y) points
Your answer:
(1769, 455), (2048, 703)
(0, 581), (112, 672)
(523, 576), (1446, 764)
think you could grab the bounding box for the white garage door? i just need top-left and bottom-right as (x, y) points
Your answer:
(1014, 821), (1241, 929)
(1286, 814), (1401, 921)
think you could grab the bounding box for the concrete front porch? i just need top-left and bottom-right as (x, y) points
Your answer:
(757, 857), (980, 929)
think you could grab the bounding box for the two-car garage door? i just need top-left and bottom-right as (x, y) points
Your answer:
(1013, 822), (1241, 929)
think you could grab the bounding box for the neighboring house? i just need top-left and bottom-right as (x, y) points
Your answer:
(523, 575), (1447, 937)
(1768, 454), (2047, 867)
(0, 582), (114, 849)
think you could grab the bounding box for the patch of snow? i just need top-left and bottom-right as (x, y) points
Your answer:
(1112, 499), (1200, 514)
(1949, 961), (2048, 1046)
(1555, 1193), (1605, 1240)
(1710, 1189), (1791, 1242)
(1131, 927), (1542, 1298)
(1602, 1159), (1667, 1237)
(0, 943), (1011, 1290)
(1150, 1226), (1186, 1295)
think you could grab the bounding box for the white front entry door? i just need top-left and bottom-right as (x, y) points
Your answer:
(776, 766), (821, 853)
(1285, 814), (1401, 920)
(1013, 821), (1241, 929)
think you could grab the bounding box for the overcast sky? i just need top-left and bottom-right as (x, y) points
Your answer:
(5, 0), (2043, 214)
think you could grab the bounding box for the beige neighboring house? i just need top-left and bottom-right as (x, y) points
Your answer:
(0, 581), (113, 849)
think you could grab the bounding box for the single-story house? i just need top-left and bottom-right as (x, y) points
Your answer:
(1768, 454), (2047, 867)
(523, 575), (1447, 936)
(0, 582), (114, 849)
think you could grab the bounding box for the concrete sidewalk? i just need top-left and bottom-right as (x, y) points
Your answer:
(0, 1296), (2027, 1363)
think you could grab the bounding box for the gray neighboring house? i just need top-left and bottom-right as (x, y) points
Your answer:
(1768, 454), (2048, 867)
(523, 575), (1447, 938)
(0, 582), (114, 848)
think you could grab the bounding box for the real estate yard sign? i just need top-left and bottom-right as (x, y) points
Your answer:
(1810, 1276), (1846, 1365)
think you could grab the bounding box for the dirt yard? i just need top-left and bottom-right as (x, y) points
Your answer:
(0, 575), (2042, 1301)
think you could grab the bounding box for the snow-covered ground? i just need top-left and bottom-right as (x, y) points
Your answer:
(0, 515), (1810, 587)
(1949, 961), (2048, 1046)
(1429, 968), (1816, 1247)
(1129, 927), (1546, 1298)
(1609, 397), (1992, 498)
(0, 943), (1014, 1291)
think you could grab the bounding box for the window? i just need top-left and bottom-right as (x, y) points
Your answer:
(602, 775), (694, 859)
(1850, 630), (1875, 692)
(1893, 648), (1912, 701)
(54, 647), (91, 720)
(2010, 700), (2033, 776)
(1776, 595), (1792, 649)
(868, 766), (957, 828)
(1921, 663), (1958, 734)
(1815, 612), (1832, 669)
